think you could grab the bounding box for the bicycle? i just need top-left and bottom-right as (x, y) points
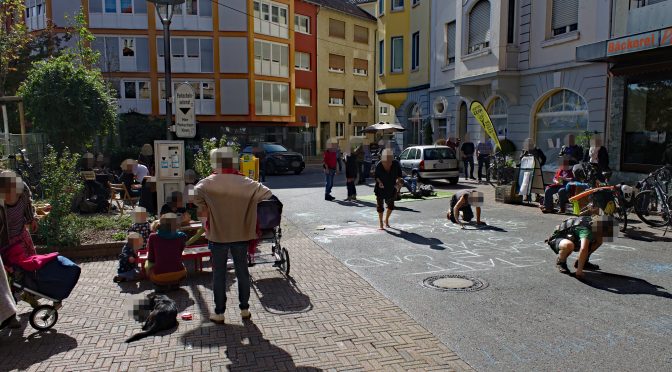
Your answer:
(8, 149), (43, 199)
(633, 165), (672, 232)
(487, 152), (514, 186)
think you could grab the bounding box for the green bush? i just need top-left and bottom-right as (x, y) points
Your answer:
(118, 112), (166, 148)
(37, 146), (84, 246)
(108, 145), (140, 171)
(193, 135), (240, 179)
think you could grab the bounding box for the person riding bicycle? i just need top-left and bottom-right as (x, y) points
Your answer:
(547, 215), (614, 279)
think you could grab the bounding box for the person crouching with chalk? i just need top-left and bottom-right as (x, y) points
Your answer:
(447, 190), (486, 228)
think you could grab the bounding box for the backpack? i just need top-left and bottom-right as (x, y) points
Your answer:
(419, 184), (435, 197)
(545, 216), (592, 254)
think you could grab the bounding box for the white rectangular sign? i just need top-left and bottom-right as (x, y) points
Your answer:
(174, 83), (196, 138)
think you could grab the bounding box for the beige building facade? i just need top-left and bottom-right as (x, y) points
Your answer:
(312, 2), (376, 152)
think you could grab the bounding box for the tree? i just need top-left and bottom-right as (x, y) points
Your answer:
(0, 0), (31, 97)
(18, 55), (118, 153)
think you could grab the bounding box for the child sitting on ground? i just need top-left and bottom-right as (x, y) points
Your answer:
(146, 213), (188, 290)
(114, 232), (143, 283)
(127, 206), (151, 250)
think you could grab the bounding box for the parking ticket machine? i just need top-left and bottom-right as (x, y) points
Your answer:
(154, 140), (185, 212)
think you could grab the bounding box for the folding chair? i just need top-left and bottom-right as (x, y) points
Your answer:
(108, 182), (139, 215)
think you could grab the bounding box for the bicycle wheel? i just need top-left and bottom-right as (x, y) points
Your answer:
(634, 190), (670, 227)
(613, 194), (628, 232)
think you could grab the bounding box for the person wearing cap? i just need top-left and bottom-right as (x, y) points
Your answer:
(193, 147), (272, 323)
(447, 190), (486, 227)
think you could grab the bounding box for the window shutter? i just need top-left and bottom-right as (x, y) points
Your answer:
(551, 0), (578, 29)
(354, 58), (368, 70)
(329, 89), (345, 99)
(329, 54), (345, 70)
(354, 91), (372, 106)
(446, 22), (456, 60)
(354, 25), (369, 44)
(329, 18), (345, 39)
(468, 0), (491, 49)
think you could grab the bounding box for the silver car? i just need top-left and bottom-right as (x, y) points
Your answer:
(398, 145), (460, 184)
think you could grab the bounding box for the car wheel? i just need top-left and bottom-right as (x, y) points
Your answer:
(448, 177), (459, 185)
(266, 161), (276, 175)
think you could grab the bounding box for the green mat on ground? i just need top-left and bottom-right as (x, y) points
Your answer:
(357, 191), (453, 203)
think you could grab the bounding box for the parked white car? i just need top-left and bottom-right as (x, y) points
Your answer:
(398, 145), (460, 184)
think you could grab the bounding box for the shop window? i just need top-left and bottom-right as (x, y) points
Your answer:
(468, 0), (490, 54)
(623, 77), (672, 169)
(487, 97), (508, 137)
(535, 89), (588, 168)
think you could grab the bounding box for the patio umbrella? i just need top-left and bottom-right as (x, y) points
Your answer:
(359, 122), (406, 135)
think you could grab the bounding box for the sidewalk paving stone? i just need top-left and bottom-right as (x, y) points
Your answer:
(1, 219), (474, 371)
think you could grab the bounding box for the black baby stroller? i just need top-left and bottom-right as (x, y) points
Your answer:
(5, 255), (81, 331)
(248, 196), (290, 276)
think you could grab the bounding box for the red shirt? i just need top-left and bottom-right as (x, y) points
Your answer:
(147, 232), (187, 274)
(323, 150), (337, 169)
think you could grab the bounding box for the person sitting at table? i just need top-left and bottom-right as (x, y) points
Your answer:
(146, 213), (187, 289)
(160, 191), (191, 225)
(120, 159), (141, 197)
(540, 156), (574, 214)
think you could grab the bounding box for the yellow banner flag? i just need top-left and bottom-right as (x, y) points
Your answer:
(470, 101), (501, 150)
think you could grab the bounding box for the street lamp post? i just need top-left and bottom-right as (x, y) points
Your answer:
(147, 0), (185, 140)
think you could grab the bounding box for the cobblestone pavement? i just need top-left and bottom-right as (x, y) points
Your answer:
(1, 220), (474, 372)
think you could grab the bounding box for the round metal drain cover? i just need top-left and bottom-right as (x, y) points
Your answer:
(423, 275), (488, 292)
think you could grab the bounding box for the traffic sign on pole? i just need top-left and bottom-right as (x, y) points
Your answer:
(174, 83), (196, 138)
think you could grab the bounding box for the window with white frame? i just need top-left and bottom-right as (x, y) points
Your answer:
(328, 54), (345, 73)
(296, 88), (311, 106)
(411, 31), (420, 70)
(157, 37), (213, 73)
(468, 0), (490, 54)
(353, 123), (367, 136)
(445, 21), (456, 64)
(353, 58), (368, 76)
(254, 39), (289, 77)
(329, 89), (345, 106)
(110, 79), (151, 113)
(392, 0), (404, 11)
(391, 36), (403, 72)
(551, 0), (578, 36)
(25, 0), (45, 18)
(255, 81), (289, 116)
(156, 0), (211, 17)
(295, 51), (310, 70)
(253, 0), (289, 38)
(295, 14), (310, 34)
(487, 97), (508, 137)
(92, 36), (120, 71)
(159, 81), (215, 115)
(336, 122), (345, 137)
(380, 105), (389, 115)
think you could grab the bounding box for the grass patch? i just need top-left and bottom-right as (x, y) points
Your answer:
(76, 214), (133, 230)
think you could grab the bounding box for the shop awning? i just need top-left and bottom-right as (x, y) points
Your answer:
(576, 26), (672, 62)
(354, 92), (372, 106)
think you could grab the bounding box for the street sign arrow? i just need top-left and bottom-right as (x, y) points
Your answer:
(174, 83), (196, 138)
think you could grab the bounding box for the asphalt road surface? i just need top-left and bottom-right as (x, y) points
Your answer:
(266, 165), (672, 372)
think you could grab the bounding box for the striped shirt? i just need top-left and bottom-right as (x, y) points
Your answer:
(6, 195), (28, 238)
(477, 141), (493, 155)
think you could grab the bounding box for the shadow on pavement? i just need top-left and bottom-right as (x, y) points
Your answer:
(623, 228), (672, 243)
(581, 272), (672, 299)
(251, 276), (313, 314)
(334, 199), (420, 213)
(0, 327), (78, 371)
(385, 229), (446, 250)
(181, 320), (323, 371)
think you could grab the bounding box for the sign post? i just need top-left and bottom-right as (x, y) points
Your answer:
(174, 83), (196, 139)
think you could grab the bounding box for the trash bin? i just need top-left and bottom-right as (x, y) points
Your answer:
(239, 154), (259, 181)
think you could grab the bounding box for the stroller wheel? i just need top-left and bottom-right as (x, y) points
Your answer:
(280, 248), (290, 276)
(29, 304), (58, 331)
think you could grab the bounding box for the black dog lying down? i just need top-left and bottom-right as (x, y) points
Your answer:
(126, 293), (178, 343)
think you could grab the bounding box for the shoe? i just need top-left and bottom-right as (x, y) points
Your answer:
(556, 259), (570, 274)
(210, 313), (226, 324)
(559, 208), (566, 214)
(574, 261), (600, 270)
(325, 195), (335, 201)
(113, 275), (125, 283)
(351, 196), (357, 201)
(241, 309), (252, 320)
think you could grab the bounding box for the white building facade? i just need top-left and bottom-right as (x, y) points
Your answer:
(430, 0), (611, 170)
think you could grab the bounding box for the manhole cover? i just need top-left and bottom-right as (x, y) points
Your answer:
(423, 275), (488, 292)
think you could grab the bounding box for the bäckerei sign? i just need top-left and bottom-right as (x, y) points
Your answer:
(607, 27), (672, 56)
